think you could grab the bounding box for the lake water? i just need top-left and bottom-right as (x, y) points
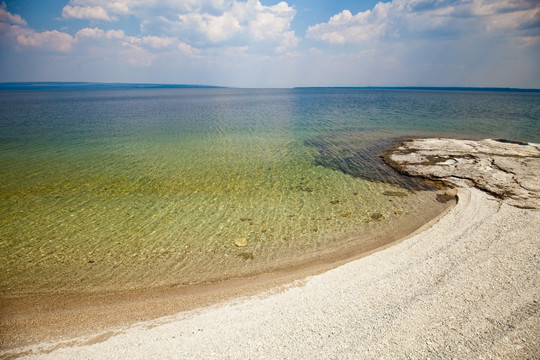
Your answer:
(1, 88), (539, 296)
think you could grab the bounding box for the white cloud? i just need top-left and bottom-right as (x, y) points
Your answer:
(276, 31), (299, 53)
(75, 27), (105, 39)
(16, 30), (75, 52)
(240, 0), (294, 41)
(75, 27), (127, 42)
(178, 41), (195, 54)
(62, 0), (299, 53)
(106, 29), (125, 39)
(142, 35), (176, 49)
(0, 1), (26, 26)
(1, 0), (198, 64)
(177, 11), (242, 43)
(63, 0), (228, 19)
(176, 0), (298, 51)
(306, 0), (540, 45)
(1, 4), (74, 52)
(62, 5), (114, 21)
(3, 0), (537, 87)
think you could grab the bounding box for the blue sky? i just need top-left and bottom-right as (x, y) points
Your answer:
(0, 0), (539, 88)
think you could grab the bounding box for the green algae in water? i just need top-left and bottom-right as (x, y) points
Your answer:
(1, 88), (538, 296)
(2, 131), (437, 294)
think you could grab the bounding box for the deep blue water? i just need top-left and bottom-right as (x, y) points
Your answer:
(2, 88), (538, 144)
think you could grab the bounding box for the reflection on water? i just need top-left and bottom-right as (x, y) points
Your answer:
(0, 88), (538, 296)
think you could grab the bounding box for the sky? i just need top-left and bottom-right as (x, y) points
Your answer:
(0, 0), (539, 88)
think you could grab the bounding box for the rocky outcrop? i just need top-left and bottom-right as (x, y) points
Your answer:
(385, 138), (540, 209)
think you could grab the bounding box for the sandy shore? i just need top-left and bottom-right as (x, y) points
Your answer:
(4, 139), (540, 359)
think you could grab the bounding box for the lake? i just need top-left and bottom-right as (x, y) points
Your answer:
(1, 88), (538, 296)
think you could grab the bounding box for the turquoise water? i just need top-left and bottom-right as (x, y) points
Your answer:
(1, 88), (539, 295)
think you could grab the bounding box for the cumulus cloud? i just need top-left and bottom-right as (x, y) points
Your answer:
(306, 8), (386, 45)
(176, 0), (298, 51)
(62, 0), (229, 20)
(4, 0), (536, 86)
(1, 1), (198, 66)
(300, 0), (540, 88)
(62, 0), (299, 52)
(142, 35), (177, 49)
(0, 1), (26, 26)
(62, 5), (114, 21)
(276, 30), (299, 53)
(1, 4), (74, 52)
(177, 41), (194, 54)
(306, 0), (540, 45)
(3, 0), (300, 56)
(105, 29), (125, 39)
(75, 27), (105, 39)
(71, 27), (182, 66)
(74, 27), (126, 41)
(177, 11), (242, 42)
(16, 30), (74, 52)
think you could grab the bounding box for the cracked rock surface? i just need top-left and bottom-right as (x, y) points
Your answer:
(386, 138), (540, 209)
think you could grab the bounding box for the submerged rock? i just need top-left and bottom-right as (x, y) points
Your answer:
(236, 252), (254, 260)
(382, 191), (409, 197)
(295, 184), (314, 192)
(385, 138), (540, 209)
(436, 193), (456, 203)
(234, 238), (249, 247)
(370, 213), (383, 221)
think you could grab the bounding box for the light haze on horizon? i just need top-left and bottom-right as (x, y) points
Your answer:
(0, 0), (539, 88)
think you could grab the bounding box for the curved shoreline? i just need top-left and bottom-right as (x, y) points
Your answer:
(10, 183), (540, 359)
(3, 138), (539, 359)
(0, 193), (454, 355)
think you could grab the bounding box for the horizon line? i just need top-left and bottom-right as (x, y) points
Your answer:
(1, 82), (539, 92)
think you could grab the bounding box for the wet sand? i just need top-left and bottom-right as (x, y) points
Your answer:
(2, 138), (539, 359)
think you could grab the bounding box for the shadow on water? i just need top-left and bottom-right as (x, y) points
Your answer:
(304, 131), (436, 191)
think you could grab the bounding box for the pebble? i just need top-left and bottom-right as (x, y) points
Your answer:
(234, 238), (249, 247)
(370, 213), (383, 221)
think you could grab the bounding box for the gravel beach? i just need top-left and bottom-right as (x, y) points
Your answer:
(5, 138), (539, 359)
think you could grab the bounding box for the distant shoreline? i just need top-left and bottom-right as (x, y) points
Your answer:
(0, 82), (225, 91)
(294, 86), (540, 92)
(1, 82), (539, 92)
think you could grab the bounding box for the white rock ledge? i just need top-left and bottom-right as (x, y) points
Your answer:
(385, 138), (540, 209)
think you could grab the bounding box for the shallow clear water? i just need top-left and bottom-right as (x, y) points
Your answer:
(1, 88), (539, 295)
